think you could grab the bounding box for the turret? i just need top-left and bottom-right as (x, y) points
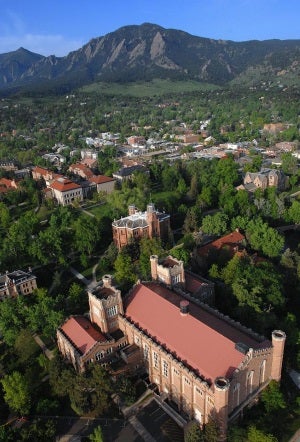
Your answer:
(150, 255), (159, 280)
(271, 330), (286, 382)
(214, 377), (230, 441)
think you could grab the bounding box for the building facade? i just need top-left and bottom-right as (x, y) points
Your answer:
(49, 177), (83, 206)
(0, 269), (37, 300)
(112, 204), (171, 249)
(244, 168), (288, 191)
(57, 258), (285, 439)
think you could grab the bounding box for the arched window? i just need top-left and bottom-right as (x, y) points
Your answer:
(233, 383), (240, 407)
(247, 370), (254, 395)
(259, 360), (266, 385)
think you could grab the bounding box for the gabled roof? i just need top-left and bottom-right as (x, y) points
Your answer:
(198, 231), (245, 257)
(124, 282), (268, 382)
(89, 175), (115, 184)
(60, 316), (106, 355)
(32, 166), (50, 175)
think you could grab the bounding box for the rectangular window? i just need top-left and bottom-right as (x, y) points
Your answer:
(134, 335), (140, 345)
(95, 352), (104, 361)
(184, 377), (191, 386)
(143, 344), (149, 361)
(195, 386), (203, 396)
(163, 360), (169, 377)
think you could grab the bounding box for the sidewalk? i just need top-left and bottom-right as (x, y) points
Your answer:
(32, 333), (54, 360)
(289, 428), (300, 442)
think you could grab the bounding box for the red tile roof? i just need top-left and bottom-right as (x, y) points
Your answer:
(198, 230), (245, 257)
(124, 282), (269, 382)
(61, 316), (106, 355)
(32, 166), (49, 175)
(50, 177), (81, 192)
(81, 158), (97, 167)
(89, 175), (115, 184)
(0, 178), (17, 189)
(185, 273), (204, 293)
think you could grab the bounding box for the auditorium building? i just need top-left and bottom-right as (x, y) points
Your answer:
(57, 256), (285, 439)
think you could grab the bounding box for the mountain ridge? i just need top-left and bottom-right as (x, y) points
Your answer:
(0, 23), (299, 93)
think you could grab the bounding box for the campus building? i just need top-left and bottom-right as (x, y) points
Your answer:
(112, 203), (171, 249)
(57, 257), (285, 439)
(0, 269), (37, 300)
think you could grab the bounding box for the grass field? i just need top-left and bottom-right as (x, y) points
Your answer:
(80, 79), (219, 97)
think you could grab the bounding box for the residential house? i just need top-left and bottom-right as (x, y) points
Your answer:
(244, 168), (288, 192)
(112, 165), (148, 182)
(0, 160), (18, 171)
(32, 166), (61, 184)
(112, 204), (171, 250)
(68, 163), (93, 179)
(197, 230), (246, 269)
(0, 178), (18, 196)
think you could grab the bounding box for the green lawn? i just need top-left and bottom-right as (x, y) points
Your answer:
(80, 79), (219, 97)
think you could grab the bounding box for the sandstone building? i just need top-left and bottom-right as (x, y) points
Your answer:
(57, 256), (285, 438)
(0, 269), (37, 300)
(112, 204), (171, 249)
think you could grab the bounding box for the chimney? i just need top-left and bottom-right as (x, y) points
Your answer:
(102, 275), (112, 288)
(180, 300), (189, 316)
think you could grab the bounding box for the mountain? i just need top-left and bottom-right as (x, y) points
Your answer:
(0, 23), (299, 93)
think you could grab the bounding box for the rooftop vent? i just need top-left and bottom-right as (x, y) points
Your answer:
(180, 300), (189, 316)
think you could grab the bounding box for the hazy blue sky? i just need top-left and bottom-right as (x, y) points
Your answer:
(0, 0), (299, 56)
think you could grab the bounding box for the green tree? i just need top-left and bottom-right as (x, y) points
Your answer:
(114, 250), (137, 287)
(74, 215), (100, 256)
(281, 152), (298, 175)
(0, 202), (10, 230)
(261, 381), (286, 414)
(201, 212), (229, 235)
(288, 200), (300, 224)
(1, 371), (31, 415)
(89, 426), (104, 442)
(231, 261), (284, 312)
(26, 288), (64, 338)
(183, 207), (202, 233)
(185, 421), (204, 442)
(139, 238), (164, 279)
(246, 218), (284, 258)
(67, 282), (87, 313)
(204, 419), (219, 442)
(0, 296), (27, 346)
(247, 425), (278, 442)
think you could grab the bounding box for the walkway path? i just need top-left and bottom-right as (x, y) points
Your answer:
(69, 266), (91, 287)
(32, 333), (54, 360)
(289, 428), (300, 442)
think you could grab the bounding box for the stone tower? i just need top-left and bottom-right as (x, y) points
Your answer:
(271, 330), (286, 382)
(88, 275), (123, 334)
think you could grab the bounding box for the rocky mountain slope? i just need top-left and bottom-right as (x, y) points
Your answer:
(0, 23), (299, 92)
